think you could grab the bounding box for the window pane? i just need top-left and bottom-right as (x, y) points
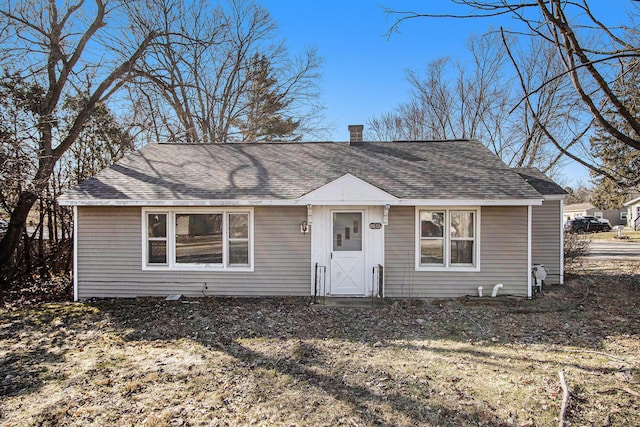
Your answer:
(176, 214), (222, 264)
(148, 241), (167, 264)
(451, 240), (474, 264)
(148, 214), (167, 238)
(229, 241), (249, 265)
(229, 213), (249, 239)
(420, 211), (444, 237)
(421, 240), (444, 265)
(450, 211), (474, 238)
(333, 212), (362, 251)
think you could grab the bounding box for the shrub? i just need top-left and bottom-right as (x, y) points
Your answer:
(564, 233), (591, 264)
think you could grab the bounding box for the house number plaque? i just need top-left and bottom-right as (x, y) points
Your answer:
(369, 222), (382, 229)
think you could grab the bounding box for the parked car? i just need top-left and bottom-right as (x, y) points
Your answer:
(564, 217), (611, 234)
(580, 216), (611, 225)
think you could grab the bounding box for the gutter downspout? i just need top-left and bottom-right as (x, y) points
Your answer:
(559, 199), (564, 285)
(527, 205), (532, 299)
(73, 205), (78, 302)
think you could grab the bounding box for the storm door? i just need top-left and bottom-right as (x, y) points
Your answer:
(329, 211), (365, 295)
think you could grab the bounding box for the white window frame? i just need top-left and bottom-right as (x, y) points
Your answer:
(142, 207), (254, 272)
(415, 207), (480, 272)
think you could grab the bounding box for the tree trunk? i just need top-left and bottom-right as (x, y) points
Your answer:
(0, 158), (56, 279)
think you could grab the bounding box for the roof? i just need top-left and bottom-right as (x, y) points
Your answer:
(514, 168), (567, 197)
(564, 202), (595, 212)
(60, 140), (545, 206)
(623, 194), (640, 206)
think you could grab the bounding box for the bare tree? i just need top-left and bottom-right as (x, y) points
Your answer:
(129, 0), (324, 144)
(368, 32), (575, 174)
(385, 0), (640, 185)
(0, 0), (159, 276)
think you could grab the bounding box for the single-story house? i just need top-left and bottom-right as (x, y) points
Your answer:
(563, 203), (627, 226)
(624, 195), (640, 230)
(59, 128), (567, 301)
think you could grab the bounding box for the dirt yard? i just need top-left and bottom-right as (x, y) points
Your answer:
(1, 259), (639, 426)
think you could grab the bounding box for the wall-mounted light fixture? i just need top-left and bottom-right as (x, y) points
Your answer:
(300, 220), (309, 234)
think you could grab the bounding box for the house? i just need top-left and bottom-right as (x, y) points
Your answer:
(59, 128), (567, 301)
(624, 195), (640, 230)
(563, 203), (626, 226)
(514, 168), (567, 286)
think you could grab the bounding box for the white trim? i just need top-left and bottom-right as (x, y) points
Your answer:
(141, 207), (254, 272)
(383, 204), (390, 225)
(414, 206), (481, 272)
(559, 199), (564, 285)
(542, 194), (567, 201)
(623, 196), (640, 207)
(60, 197), (543, 207)
(527, 205), (532, 299)
(73, 206), (78, 302)
(298, 174), (398, 204)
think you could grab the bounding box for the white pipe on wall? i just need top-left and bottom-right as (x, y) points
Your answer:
(491, 283), (503, 297)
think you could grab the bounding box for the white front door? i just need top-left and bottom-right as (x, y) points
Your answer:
(329, 211), (365, 295)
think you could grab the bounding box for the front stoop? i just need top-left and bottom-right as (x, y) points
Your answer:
(309, 297), (386, 308)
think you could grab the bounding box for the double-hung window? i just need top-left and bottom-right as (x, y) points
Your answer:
(143, 208), (253, 270)
(417, 208), (478, 270)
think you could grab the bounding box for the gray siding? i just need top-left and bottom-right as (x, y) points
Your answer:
(531, 200), (562, 284)
(76, 206), (311, 299)
(384, 206), (529, 298)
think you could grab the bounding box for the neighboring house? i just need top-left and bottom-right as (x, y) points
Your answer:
(59, 128), (567, 301)
(563, 203), (626, 226)
(624, 195), (640, 230)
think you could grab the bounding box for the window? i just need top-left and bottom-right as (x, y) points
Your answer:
(176, 214), (222, 264)
(147, 213), (167, 265)
(228, 213), (249, 265)
(450, 211), (475, 264)
(419, 211), (444, 265)
(594, 211), (603, 219)
(417, 208), (478, 270)
(620, 211), (627, 221)
(143, 208), (253, 270)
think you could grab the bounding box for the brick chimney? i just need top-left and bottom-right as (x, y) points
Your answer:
(348, 125), (364, 145)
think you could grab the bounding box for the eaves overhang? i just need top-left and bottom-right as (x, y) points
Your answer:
(59, 197), (543, 207)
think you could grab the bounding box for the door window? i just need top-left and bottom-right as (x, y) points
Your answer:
(333, 212), (362, 251)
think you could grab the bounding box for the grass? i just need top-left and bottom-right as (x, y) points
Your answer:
(1, 259), (639, 426)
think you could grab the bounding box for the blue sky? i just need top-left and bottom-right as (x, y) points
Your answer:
(260, 0), (635, 186)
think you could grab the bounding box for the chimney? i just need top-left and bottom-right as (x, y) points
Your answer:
(348, 125), (364, 145)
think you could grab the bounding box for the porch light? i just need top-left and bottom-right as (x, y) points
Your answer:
(300, 220), (309, 234)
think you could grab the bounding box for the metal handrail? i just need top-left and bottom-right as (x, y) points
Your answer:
(372, 264), (384, 299)
(313, 263), (326, 304)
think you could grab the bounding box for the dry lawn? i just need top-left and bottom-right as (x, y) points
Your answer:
(1, 260), (639, 426)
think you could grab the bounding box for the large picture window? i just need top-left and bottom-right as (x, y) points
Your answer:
(417, 208), (478, 270)
(176, 213), (223, 264)
(143, 209), (253, 270)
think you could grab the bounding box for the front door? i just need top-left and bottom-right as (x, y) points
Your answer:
(330, 211), (365, 295)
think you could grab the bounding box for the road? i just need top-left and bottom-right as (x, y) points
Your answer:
(587, 239), (640, 260)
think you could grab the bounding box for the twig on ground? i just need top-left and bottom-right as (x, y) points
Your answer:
(559, 370), (569, 427)
(619, 386), (640, 398)
(460, 311), (486, 335)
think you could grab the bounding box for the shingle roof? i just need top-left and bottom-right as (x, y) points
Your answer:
(60, 140), (545, 203)
(564, 202), (595, 211)
(514, 167), (568, 196)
